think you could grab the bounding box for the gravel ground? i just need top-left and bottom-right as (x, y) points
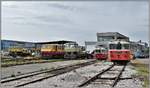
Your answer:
(116, 65), (143, 88)
(17, 62), (112, 88)
(1, 59), (93, 79)
(2, 61), (143, 88)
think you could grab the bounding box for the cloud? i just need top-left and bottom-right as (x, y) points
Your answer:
(46, 3), (75, 11)
(2, 1), (149, 45)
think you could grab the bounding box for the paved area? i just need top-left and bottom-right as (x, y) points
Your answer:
(1, 59), (94, 79)
(131, 58), (149, 65)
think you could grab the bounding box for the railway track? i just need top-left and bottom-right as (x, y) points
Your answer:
(1, 60), (97, 88)
(78, 63), (130, 88)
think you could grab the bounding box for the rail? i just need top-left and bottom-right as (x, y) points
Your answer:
(78, 63), (127, 88)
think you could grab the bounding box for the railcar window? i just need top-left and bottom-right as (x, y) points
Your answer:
(42, 45), (47, 48)
(70, 45), (75, 48)
(109, 44), (116, 49)
(122, 44), (129, 49)
(116, 42), (121, 49)
(101, 49), (106, 53)
(95, 50), (100, 53)
(73, 52), (77, 54)
(47, 45), (50, 48)
(47, 45), (53, 48)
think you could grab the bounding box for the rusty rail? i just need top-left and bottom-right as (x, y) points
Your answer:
(111, 63), (127, 87)
(78, 64), (115, 87)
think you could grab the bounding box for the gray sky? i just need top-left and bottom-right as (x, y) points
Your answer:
(2, 1), (149, 45)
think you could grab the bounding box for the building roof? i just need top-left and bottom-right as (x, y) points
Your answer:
(1, 40), (34, 44)
(1, 40), (76, 45)
(97, 32), (129, 39)
(35, 40), (76, 44)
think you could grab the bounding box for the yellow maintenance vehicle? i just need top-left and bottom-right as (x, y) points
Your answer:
(64, 43), (86, 59)
(8, 47), (31, 57)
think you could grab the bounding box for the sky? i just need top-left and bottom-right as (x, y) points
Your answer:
(2, 1), (149, 45)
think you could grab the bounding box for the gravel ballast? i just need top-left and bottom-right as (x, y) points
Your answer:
(2, 61), (143, 88)
(1, 59), (93, 79)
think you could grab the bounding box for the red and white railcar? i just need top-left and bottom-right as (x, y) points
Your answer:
(93, 47), (108, 60)
(108, 41), (131, 63)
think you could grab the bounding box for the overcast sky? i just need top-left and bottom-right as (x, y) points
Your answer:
(2, 1), (149, 45)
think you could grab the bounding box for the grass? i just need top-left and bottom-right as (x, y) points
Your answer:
(131, 62), (149, 88)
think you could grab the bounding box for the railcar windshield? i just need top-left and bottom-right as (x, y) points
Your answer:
(109, 43), (130, 50)
(41, 44), (48, 48)
(101, 49), (107, 53)
(109, 44), (117, 49)
(116, 42), (121, 49)
(95, 50), (100, 53)
(95, 49), (107, 54)
(41, 44), (56, 49)
(65, 43), (77, 48)
(122, 44), (130, 49)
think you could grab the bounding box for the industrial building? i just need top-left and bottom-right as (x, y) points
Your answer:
(1, 40), (35, 52)
(97, 32), (129, 42)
